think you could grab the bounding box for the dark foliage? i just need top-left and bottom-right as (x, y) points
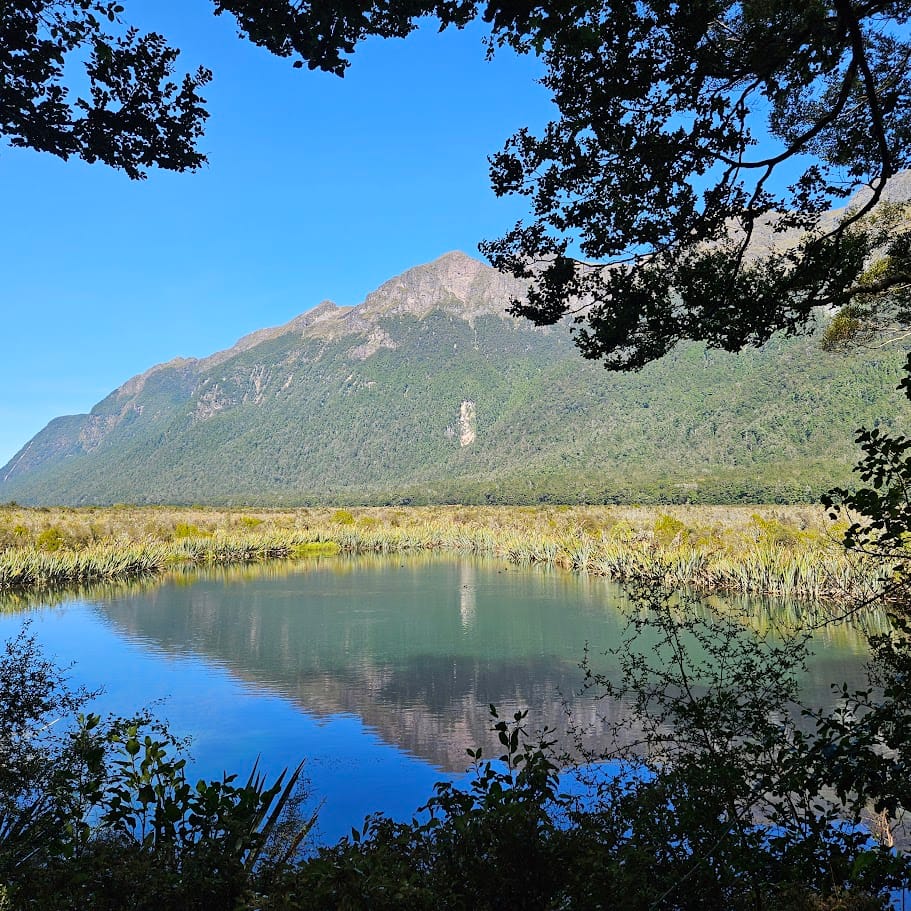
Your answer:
(266, 588), (910, 911)
(0, 1), (211, 177)
(210, 0), (911, 368)
(3, 586), (908, 909)
(0, 629), (312, 909)
(0, 627), (97, 881)
(825, 352), (911, 607)
(820, 355), (911, 832)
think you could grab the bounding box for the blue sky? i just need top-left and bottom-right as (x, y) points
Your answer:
(0, 2), (552, 467)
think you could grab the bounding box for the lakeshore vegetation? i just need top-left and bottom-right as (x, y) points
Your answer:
(0, 502), (874, 603)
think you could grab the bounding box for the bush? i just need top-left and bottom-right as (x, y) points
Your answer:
(269, 584), (910, 910)
(36, 526), (64, 552)
(0, 630), (314, 910)
(172, 522), (209, 540)
(652, 513), (689, 546)
(3, 583), (908, 909)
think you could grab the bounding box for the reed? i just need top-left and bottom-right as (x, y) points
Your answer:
(0, 504), (876, 602)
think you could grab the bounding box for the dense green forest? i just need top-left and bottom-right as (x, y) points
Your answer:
(2, 255), (908, 507)
(4, 1), (911, 907)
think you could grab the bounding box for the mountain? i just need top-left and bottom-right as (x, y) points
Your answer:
(2, 250), (909, 506)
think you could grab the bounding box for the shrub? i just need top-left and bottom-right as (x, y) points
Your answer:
(749, 513), (799, 547)
(0, 631), (314, 910)
(356, 515), (379, 529)
(652, 513), (689, 546)
(271, 585), (910, 910)
(36, 526), (64, 552)
(172, 522), (209, 540)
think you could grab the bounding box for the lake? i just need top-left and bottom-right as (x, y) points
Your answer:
(0, 554), (873, 843)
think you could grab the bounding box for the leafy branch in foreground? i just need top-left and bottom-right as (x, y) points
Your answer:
(212, 0), (911, 369)
(0, 628), (315, 910)
(1, 2), (212, 178)
(271, 584), (908, 911)
(0, 627), (98, 881)
(572, 582), (908, 910)
(4, 584), (909, 908)
(824, 351), (911, 612)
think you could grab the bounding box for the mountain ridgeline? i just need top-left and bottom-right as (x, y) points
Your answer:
(2, 251), (908, 506)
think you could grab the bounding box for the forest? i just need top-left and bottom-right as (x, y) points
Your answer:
(3, 0), (911, 908)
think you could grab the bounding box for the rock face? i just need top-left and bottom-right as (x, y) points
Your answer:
(356, 250), (526, 322)
(458, 401), (477, 448)
(1, 250), (910, 505)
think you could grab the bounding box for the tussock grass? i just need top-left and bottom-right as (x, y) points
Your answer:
(0, 504), (871, 601)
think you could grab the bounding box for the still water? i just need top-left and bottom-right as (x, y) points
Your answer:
(0, 554), (873, 843)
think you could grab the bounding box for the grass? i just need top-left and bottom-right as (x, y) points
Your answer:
(0, 503), (873, 601)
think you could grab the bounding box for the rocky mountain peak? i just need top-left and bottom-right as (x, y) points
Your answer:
(2, 243), (908, 506)
(356, 251), (527, 321)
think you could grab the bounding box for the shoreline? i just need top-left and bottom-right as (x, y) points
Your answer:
(0, 504), (874, 603)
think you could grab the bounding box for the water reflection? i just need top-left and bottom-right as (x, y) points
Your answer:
(82, 557), (620, 769)
(459, 563), (476, 631)
(0, 554), (872, 772)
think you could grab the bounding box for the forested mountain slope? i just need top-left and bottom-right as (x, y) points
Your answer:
(2, 251), (907, 505)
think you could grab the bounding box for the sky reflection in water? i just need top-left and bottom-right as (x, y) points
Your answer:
(0, 555), (873, 843)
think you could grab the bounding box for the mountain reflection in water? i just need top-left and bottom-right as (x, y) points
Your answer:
(42, 554), (874, 773)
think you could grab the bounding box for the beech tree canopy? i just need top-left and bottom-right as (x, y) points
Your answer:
(215, 0), (911, 368)
(1, 1), (211, 179)
(4, 3), (909, 364)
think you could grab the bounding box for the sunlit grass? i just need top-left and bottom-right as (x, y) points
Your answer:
(0, 504), (871, 601)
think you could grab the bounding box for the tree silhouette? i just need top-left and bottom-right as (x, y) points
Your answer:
(1, 2), (210, 179)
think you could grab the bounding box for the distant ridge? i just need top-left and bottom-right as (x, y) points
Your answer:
(2, 250), (909, 506)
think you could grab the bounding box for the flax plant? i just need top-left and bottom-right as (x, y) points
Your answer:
(0, 504), (876, 603)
